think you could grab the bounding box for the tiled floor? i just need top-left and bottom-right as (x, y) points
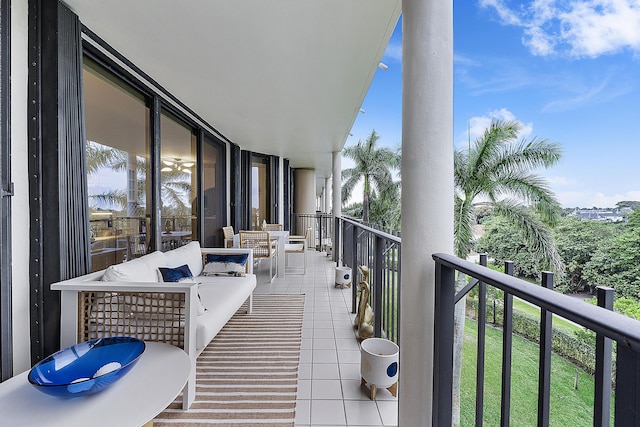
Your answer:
(252, 249), (399, 427)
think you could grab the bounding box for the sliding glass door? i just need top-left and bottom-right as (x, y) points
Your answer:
(83, 58), (151, 271)
(202, 135), (226, 247)
(160, 111), (197, 249)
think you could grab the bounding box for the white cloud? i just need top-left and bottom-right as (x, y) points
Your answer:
(462, 108), (533, 146)
(542, 71), (633, 111)
(556, 190), (640, 208)
(383, 41), (402, 62)
(481, 0), (640, 58)
(545, 175), (578, 186)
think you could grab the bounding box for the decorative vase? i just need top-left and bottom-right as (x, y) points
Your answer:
(360, 337), (399, 400)
(334, 266), (352, 288)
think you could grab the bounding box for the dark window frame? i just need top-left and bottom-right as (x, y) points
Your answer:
(0, 0), (12, 381)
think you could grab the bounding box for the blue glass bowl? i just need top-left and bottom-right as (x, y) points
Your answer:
(28, 337), (145, 398)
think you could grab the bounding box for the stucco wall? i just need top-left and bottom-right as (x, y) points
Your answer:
(11, 0), (32, 373)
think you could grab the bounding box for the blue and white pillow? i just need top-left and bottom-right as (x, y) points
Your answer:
(202, 253), (249, 277)
(158, 264), (207, 315)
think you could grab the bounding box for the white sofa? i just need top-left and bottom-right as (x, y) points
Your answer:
(51, 241), (256, 409)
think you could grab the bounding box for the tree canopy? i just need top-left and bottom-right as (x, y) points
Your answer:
(453, 119), (563, 274)
(341, 130), (400, 223)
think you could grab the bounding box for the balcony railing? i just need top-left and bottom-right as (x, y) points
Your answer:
(293, 213), (333, 253)
(335, 216), (401, 344)
(433, 252), (640, 426)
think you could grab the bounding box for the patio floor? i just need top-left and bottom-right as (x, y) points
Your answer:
(252, 249), (399, 427)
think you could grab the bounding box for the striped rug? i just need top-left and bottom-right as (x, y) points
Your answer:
(154, 294), (305, 426)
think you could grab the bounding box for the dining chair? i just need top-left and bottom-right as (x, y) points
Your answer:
(222, 226), (234, 248)
(284, 227), (311, 275)
(239, 230), (277, 282)
(263, 223), (283, 231)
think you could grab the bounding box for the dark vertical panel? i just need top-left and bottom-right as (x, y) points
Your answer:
(475, 254), (488, 427)
(149, 96), (162, 252)
(501, 261), (514, 427)
(202, 132), (226, 247)
(594, 286), (613, 426)
(432, 259), (455, 427)
(229, 143), (241, 231)
(615, 345), (640, 425)
(270, 155), (279, 223)
(283, 159), (290, 231)
(537, 272), (553, 427)
(0, 0), (12, 381)
(195, 129), (204, 243)
(28, 0), (90, 362)
(240, 150), (252, 230)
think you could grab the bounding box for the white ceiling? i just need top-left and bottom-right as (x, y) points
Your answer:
(63, 0), (401, 192)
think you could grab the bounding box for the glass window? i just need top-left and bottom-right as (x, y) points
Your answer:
(83, 59), (150, 271)
(202, 135), (226, 247)
(160, 111), (197, 250)
(251, 155), (270, 229)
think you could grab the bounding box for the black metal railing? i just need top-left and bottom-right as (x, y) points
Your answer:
(433, 252), (640, 427)
(336, 216), (401, 344)
(293, 213), (333, 252)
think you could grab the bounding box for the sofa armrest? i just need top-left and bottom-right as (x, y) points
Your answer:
(200, 247), (254, 274)
(51, 280), (198, 357)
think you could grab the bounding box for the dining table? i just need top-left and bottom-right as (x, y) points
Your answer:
(234, 230), (289, 278)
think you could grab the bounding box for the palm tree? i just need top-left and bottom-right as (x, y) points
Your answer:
(341, 130), (401, 223)
(451, 119), (564, 425)
(86, 141), (192, 216)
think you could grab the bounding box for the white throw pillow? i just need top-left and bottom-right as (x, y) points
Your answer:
(163, 241), (203, 277)
(101, 258), (157, 282)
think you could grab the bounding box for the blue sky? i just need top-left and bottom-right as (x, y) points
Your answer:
(345, 0), (640, 209)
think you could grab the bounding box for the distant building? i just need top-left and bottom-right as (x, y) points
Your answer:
(569, 209), (626, 223)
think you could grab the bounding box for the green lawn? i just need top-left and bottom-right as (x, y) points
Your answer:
(512, 297), (582, 335)
(460, 319), (613, 426)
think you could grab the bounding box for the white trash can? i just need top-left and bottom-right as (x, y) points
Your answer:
(334, 266), (352, 288)
(360, 337), (399, 400)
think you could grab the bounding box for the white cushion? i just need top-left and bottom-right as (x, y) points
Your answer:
(195, 274), (256, 351)
(163, 241), (203, 277)
(102, 257), (158, 282)
(139, 251), (168, 281)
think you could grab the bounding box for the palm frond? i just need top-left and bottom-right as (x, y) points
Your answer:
(493, 200), (564, 275)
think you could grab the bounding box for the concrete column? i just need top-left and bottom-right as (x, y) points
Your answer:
(294, 168), (317, 244)
(332, 151), (342, 218)
(400, 0), (454, 425)
(11, 0), (32, 375)
(294, 169), (316, 214)
(324, 177), (331, 213)
(332, 151), (342, 263)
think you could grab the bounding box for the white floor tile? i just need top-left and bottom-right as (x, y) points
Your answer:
(339, 363), (362, 380)
(295, 399), (311, 425)
(338, 349), (361, 364)
(297, 379), (311, 399)
(312, 363), (340, 379)
(341, 379), (371, 400)
(377, 400), (399, 426)
(261, 252), (398, 427)
(344, 400), (384, 425)
(311, 379), (343, 399)
(310, 400), (347, 425)
(312, 349), (338, 363)
(313, 338), (336, 349)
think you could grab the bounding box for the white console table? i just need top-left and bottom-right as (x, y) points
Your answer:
(0, 342), (190, 427)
